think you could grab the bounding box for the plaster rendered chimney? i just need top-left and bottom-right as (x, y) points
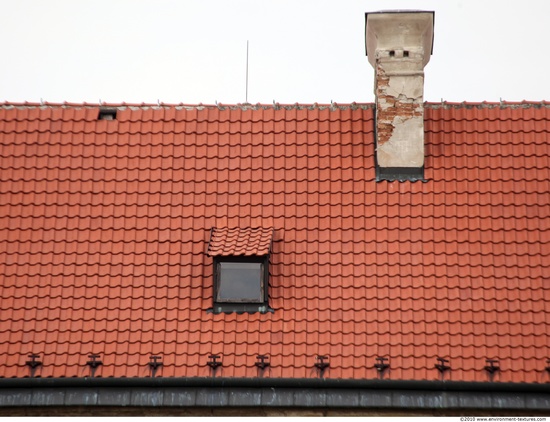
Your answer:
(365, 11), (434, 181)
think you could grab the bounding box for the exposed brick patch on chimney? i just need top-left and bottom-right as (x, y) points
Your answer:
(375, 65), (424, 148)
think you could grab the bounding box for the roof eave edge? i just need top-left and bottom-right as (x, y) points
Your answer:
(1, 377), (549, 393)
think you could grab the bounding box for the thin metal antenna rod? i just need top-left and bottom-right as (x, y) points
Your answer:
(246, 40), (249, 103)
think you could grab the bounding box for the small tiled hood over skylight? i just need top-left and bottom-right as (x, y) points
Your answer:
(366, 10), (434, 181)
(207, 227), (274, 256)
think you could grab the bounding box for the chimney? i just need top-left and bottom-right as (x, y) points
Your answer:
(365, 11), (434, 181)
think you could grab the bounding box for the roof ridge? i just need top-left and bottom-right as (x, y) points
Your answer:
(0, 101), (375, 111)
(2, 100), (550, 110)
(425, 100), (550, 109)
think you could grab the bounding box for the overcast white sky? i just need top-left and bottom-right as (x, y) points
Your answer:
(2, 0), (549, 105)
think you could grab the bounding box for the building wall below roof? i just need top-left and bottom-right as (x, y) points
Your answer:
(3, 407), (550, 417)
(0, 386), (549, 415)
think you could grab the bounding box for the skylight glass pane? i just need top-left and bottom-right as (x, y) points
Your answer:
(218, 262), (263, 302)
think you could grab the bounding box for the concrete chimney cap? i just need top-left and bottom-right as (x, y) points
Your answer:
(365, 10), (435, 68)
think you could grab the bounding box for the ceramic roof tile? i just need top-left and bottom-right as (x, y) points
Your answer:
(0, 103), (549, 383)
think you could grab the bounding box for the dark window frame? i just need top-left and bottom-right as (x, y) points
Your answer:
(209, 255), (273, 314)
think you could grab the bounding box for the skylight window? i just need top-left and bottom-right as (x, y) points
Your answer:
(216, 261), (264, 303)
(211, 256), (271, 313)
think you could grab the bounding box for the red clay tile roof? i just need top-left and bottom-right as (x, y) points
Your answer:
(207, 227), (274, 256)
(0, 102), (549, 382)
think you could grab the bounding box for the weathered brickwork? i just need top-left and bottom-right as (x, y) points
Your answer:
(375, 65), (424, 148)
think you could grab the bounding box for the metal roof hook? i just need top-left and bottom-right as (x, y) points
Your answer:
(255, 354), (270, 372)
(207, 354), (222, 376)
(435, 357), (451, 380)
(149, 355), (163, 377)
(314, 355), (330, 378)
(26, 354), (42, 378)
(86, 354), (102, 377)
(374, 356), (390, 379)
(484, 358), (500, 381)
